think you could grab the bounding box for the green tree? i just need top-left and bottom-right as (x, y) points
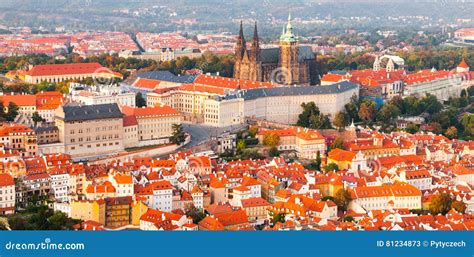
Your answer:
(268, 146), (280, 157)
(32, 111), (45, 127)
(419, 94), (442, 114)
(344, 95), (360, 122)
(297, 102), (320, 128)
(185, 205), (206, 224)
(377, 103), (400, 123)
(269, 212), (285, 227)
(169, 124), (186, 145)
(405, 123), (420, 134)
(136, 92), (147, 107)
(343, 216), (355, 222)
(248, 126), (259, 138)
(429, 193), (453, 215)
(333, 112), (348, 131)
(236, 139), (246, 154)
(324, 163), (340, 173)
(330, 137), (344, 150)
(6, 102), (18, 121)
(333, 188), (352, 212)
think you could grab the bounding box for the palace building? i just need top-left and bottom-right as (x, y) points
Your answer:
(233, 14), (317, 85)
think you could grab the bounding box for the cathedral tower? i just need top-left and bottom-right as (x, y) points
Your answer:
(279, 13), (300, 85)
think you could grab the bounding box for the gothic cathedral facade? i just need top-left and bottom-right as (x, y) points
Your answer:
(233, 14), (317, 85)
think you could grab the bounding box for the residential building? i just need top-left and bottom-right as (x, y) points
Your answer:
(55, 103), (124, 160)
(350, 183), (421, 211)
(0, 173), (15, 214)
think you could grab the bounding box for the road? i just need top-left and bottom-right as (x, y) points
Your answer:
(182, 123), (248, 148)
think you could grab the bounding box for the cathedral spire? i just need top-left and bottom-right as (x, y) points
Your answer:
(235, 20), (246, 60)
(251, 21), (259, 62)
(253, 21), (259, 43)
(280, 12), (297, 43)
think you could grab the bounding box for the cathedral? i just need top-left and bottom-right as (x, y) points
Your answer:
(233, 14), (318, 85)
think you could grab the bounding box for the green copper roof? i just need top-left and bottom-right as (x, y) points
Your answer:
(280, 12), (298, 43)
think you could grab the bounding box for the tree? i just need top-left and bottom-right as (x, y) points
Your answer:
(297, 102), (320, 128)
(136, 92), (147, 107)
(333, 188), (352, 212)
(343, 216), (355, 222)
(185, 205), (206, 224)
(169, 124), (186, 145)
(376, 103), (400, 123)
(236, 139), (246, 154)
(429, 193), (453, 215)
(429, 122), (443, 135)
(32, 112), (45, 127)
(5, 102), (18, 121)
(324, 163), (339, 173)
(344, 95), (360, 122)
(405, 123), (420, 134)
(248, 126), (258, 138)
(333, 112), (348, 131)
(330, 137), (344, 150)
(451, 201), (466, 214)
(297, 102), (332, 129)
(444, 126), (458, 139)
(358, 100), (377, 123)
(269, 212), (285, 227)
(268, 146), (280, 157)
(419, 94), (442, 114)
(263, 132), (280, 147)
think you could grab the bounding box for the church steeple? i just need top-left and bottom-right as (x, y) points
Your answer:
(235, 21), (246, 60)
(280, 12), (297, 43)
(251, 21), (259, 62)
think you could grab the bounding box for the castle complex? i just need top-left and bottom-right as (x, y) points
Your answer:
(233, 14), (318, 85)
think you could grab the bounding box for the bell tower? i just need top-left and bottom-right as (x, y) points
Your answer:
(279, 13), (300, 85)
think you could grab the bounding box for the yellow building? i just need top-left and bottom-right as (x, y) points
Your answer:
(70, 199), (106, 225)
(132, 200), (149, 226)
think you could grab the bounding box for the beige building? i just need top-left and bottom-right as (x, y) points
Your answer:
(55, 103), (124, 160)
(0, 123), (38, 157)
(147, 85), (228, 122)
(204, 96), (244, 127)
(121, 105), (182, 146)
(257, 127), (327, 159)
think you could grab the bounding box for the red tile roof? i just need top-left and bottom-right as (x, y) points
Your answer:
(0, 173), (14, 187)
(25, 62), (122, 78)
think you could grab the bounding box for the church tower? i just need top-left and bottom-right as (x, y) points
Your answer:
(279, 13), (300, 85)
(233, 21), (246, 80)
(373, 56), (381, 71)
(249, 22), (261, 81)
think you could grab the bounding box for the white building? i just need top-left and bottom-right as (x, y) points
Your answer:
(351, 183), (421, 211)
(212, 82), (359, 126)
(50, 171), (70, 203)
(150, 181), (173, 212)
(0, 173), (15, 214)
(70, 83), (136, 107)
